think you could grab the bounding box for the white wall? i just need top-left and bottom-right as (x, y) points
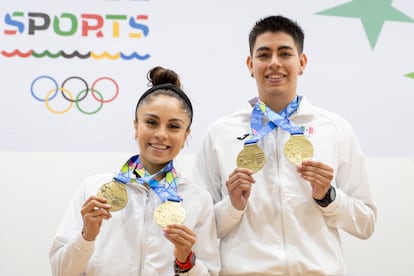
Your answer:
(0, 152), (413, 276)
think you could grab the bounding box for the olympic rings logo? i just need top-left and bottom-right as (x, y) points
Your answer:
(30, 75), (119, 114)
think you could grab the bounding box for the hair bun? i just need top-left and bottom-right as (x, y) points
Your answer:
(147, 66), (182, 88)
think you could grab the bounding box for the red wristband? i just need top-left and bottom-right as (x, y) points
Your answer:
(175, 251), (195, 271)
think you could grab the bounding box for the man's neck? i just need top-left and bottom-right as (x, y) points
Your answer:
(260, 94), (297, 113)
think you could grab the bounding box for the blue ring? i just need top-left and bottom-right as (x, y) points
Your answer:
(30, 75), (58, 102)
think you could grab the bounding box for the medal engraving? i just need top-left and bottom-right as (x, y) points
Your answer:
(154, 201), (186, 227)
(284, 135), (314, 165)
(97, 180), (128, 212)
(236, 143), (265, 173)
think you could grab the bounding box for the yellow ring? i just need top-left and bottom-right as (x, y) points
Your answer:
(45, 87), (74, 114)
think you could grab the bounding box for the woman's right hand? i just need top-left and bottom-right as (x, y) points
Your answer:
(163, 224), (196, 263)
(80, 196), (112, 241)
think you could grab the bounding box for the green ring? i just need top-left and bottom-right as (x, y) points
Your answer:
(75, 89), (104, 115)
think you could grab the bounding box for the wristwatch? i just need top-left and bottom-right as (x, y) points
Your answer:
(174, 251), (196, 273)
(314, 186), (336, 207)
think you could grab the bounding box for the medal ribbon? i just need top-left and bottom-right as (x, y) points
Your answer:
(114, 155), (181, 203)
(246, 96), (303, 145)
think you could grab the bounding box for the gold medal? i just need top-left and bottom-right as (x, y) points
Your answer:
(153, 200), (186, 227)
(284, 135), (314, 165)
(97, 180), (128, 212)
(236, 143), (266, 173)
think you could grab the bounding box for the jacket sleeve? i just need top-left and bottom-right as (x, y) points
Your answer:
(49, 184), (94, 276)
(191, 129), (245, 239)
(320, 121), (377, 239)
(183, 188), (221, 275)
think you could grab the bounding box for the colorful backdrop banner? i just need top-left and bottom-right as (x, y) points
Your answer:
(1, 0), (413, 157)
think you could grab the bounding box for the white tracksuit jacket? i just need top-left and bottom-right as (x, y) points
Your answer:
(191, 96), (377, 276)
(50, 170), (221, 276)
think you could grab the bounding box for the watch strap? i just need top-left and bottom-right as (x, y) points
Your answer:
(314, 185), (336, 207)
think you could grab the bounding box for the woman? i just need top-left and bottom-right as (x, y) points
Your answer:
(49, 66), (220, 275)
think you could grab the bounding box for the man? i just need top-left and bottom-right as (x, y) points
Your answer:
(192, 15), (376, 275)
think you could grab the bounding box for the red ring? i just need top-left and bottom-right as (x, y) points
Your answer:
(91, 77), (119, 103)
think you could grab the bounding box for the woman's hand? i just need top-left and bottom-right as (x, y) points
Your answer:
(163, 224), (196, 262)
(80, 195), (112, 241)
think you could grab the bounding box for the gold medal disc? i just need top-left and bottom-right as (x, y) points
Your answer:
(236, 143), (266, 173)
(284, 135), (314, 165)
(153, 201), (186, 228)
(97, 180), (128, 212)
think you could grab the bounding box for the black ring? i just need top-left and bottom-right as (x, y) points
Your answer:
(61, 76), (89, 102)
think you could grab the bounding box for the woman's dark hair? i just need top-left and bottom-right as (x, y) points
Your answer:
(135, 66), (193, 129)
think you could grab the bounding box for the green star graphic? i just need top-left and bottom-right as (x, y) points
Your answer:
(316, 0), (414, 50)
(405, 72), (414, 79)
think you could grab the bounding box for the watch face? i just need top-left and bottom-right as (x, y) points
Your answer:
(329, 186), (336, 201)
(190, 252), (196, 265)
